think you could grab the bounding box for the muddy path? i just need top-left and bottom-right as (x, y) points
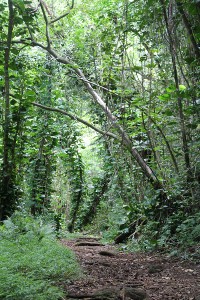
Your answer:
(61, 237), (200, 299)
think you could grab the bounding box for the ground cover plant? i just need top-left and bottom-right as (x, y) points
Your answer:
(0, 212), (81, 300)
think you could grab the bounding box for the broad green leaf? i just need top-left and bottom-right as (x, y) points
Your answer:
(158, 93), (170, 100)
(179, 85), (186, 91)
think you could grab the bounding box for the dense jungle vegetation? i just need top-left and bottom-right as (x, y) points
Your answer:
(0, 0), (200, 259)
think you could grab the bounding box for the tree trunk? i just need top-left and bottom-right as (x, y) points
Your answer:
(176, 1), (200, 60)
(68, 153), (84, 232)
(0, 0), (15, 221)
(81, 173), (110, 227)
(160, 0), (191, 181)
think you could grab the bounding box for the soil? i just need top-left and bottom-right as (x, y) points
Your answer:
(61, 237), (200, 300)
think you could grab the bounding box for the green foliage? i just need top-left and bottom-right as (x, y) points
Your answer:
(175, 212), (200, 247)
(0, 212), (81, 299)
(156, 212), (200, 259)
(0, 0), (199, 256)
(121, 211), (200, 259)
(2, 211), (55, 240)
(85, 193), (129, 242)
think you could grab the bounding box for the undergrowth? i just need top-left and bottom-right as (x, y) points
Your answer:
(91, 206), (200, 260)
(119, 212), (200, 260)
(0, 211), (81, 300)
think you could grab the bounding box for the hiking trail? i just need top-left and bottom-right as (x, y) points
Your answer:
(61, 237), (200, 299)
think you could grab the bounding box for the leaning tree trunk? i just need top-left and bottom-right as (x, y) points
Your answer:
(74, 68), (165, 190)
(29, 42), (167, 202)
(19, 1), (168, 204)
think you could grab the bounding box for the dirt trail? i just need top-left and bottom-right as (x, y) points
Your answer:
(61, 237), (200, 300)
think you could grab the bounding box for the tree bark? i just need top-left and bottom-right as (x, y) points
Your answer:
(68, 153), (83, 232)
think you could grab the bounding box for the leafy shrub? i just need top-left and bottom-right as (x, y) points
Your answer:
(175, 212), (200, 247)
(124, 212), (200, 257)
(2, 211), (56, 240)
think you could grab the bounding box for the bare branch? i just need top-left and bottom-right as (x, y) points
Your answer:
(40, 0), (52, 16)
(40, 0), (51, 48)
(32, 102), (119, 140)
(50, 0), (74, 24)
(50, 10), (71, 24)
(31, 40), (48, 50)
(27, 3), (41, 14)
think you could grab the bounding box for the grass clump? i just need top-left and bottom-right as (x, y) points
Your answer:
(0, 212), (81, 300)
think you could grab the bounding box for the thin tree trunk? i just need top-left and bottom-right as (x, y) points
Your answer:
(81, 173), (110, 227)
(68, 154), (83, 232)
(147, 116), (179, 174)
(74, 68), (162, 188)
(160, 0), (191, 180)
(176, 1), (200, 60)
(0, 0), (15, 221)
